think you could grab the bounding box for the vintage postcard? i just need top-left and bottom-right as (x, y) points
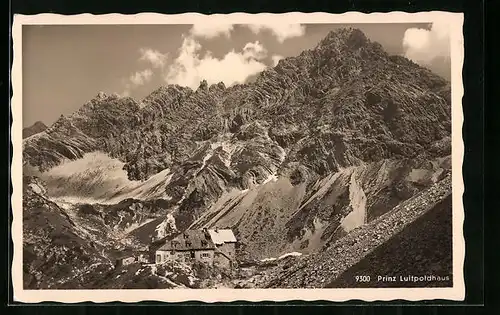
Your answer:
(11, 11), (465, 303)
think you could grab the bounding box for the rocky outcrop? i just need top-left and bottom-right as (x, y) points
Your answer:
(23, 121), (47, 139)
(22, 176), (112, 289)
(328, 193), (453, 288)
(75, 198), (176, 237)
(22, 93), (141, 171)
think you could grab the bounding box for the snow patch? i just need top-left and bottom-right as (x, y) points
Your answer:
(340, 173), (367, 232)
(28, 183), (45, 195)
(188, 275), (197, 286)
(154, 213), (177, 240)
(38, 152), (173, 205)
(277, 146), (287, 162)
(261, 173), (279, 185)
(88, 263), (101, 269)
(260, 251), (303, 262)
(194, 149), (214, 176)
(114, 212), (125, 230)
(278, 252), (302, 260)
(123, 218), (155, 236)
(215, 141), (243, 168)
(210, 141), (223, 150)
(203, 152), (213, 164)
(150, 265), (157, 275)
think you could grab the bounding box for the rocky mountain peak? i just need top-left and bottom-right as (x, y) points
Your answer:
(209, 81), (226, 91)
(43, 113), (83, 138)
(51, 114), (70, 128)
(317, 28), (367, 48)
(22, 121), (48, 139)
(197, 79), (209, 92)
(314, 27), (387, 61)
(142, 84), (191, 105)
(96, 91), (108, 100)
(32, 121), (46, 128)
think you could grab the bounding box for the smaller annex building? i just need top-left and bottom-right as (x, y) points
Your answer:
(114, 251), (149, 268)
(155, 228), (237, 268)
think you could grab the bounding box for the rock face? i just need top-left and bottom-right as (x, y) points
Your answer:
(22, 176), (112, 289)
(328, 193), (453, 288)
(22, 175), (180, 288)
(263, 174), (452, 288)
(23, 28), (450, 179)
(22, 121), (47, 139)
(22, 28), (453, 288)
(189, 156), (450, 260)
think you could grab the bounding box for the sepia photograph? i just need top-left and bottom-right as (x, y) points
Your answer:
(11, 12), (465, 302)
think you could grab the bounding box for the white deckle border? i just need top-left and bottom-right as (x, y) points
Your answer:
(10, 11), (465, 303)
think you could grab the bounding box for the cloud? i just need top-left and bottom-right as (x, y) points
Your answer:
(189, 23), (234, 39)
(118, 48), (167, 96)
(164, 36), (268, 89)
(139, 48), (168, 68)
(242, 41), (267, 60)
(245, 23), (305, 43)
(119, 68), (153, 96)
(271, 54), (284, 66)
(402, 22), (451, 67)
(129, 69), (153, 86)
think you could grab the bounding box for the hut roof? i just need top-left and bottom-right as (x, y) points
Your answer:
(158, 230), (215, 251)
(208, 229), (237, 245)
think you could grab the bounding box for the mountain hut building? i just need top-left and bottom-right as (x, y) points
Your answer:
(154, 228), (237, 268)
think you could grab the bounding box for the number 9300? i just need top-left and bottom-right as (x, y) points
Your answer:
(355, 275), (371, 282)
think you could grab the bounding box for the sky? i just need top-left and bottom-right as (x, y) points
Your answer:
(22, 22), (451, 127)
